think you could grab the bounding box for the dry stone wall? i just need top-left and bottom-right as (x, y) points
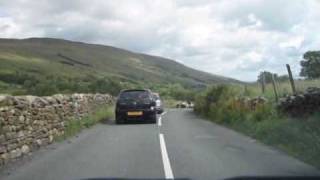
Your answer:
(278, 87), (320, 116)
(0, 93), (113, 166)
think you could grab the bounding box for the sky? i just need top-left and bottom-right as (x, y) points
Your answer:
(0, 0), (320, 81)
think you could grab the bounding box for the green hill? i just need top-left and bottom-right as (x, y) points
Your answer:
(0, 38), (240, 96)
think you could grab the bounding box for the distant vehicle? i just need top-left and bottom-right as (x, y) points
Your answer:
(152, 93), (164, 114)
(176, 102), (188, 108)
(176, 101), (194, 108)
(187, 101), (194, 108)
(115, 89), (157, 124)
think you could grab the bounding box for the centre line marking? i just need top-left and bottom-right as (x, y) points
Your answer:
(159, 133), (174, 179)
(158, 116), (162, 126)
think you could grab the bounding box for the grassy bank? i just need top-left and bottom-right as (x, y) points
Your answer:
(194, 85), (320, 168)
(56, 105), (114, 141)
(229, 113), (320, 168)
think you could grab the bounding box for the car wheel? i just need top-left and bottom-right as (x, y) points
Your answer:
(115, 115), (124, 124)
(149, 113), (157, 124)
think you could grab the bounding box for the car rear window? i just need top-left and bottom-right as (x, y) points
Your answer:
(119, 90), (151, 102)
(153, 94), (160, 100)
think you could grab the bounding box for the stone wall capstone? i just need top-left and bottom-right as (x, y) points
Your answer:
(0, 93), (113, 166)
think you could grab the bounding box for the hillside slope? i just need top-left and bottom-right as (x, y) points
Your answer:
(0, 38), (239, 95)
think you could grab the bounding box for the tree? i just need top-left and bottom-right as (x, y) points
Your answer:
(31, 81), (59, 96)
(107, 79), (122, 96)
(257, 71), (278, 84)
(277, 75), (289, 82)
(88, 78), (123, 95)
(300, 51), (320, 79)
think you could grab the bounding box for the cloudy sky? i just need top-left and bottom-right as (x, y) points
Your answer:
(0, 0), (320, 81)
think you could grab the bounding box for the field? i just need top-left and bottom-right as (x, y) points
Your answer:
(243, 79), (320, 101)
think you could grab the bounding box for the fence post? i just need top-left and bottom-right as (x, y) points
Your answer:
(244, 84), (247, 94)
(261, 71), (266, 94)
(286, 64), (296, 94)
(271, 74), (279, 102)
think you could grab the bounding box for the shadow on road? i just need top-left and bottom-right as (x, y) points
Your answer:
(100, 118), (156, 126)
(100, 118), (115, 125)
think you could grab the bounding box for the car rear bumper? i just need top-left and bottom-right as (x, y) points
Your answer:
(116, 109), (156, 121)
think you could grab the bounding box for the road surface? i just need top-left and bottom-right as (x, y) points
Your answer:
(0, 109), (319, 180)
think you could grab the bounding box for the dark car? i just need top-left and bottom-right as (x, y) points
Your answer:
(115, 89), (157, 124)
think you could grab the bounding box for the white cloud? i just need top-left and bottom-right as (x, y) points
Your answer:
(279, 36), (304, 49)
(0, 0), (320, 81)
(0, 17), (20, 38)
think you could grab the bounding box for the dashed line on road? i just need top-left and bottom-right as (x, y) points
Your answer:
(161, 111), (167, 116)
(159, 133), (174, 179)
(158, 116), (162, 126)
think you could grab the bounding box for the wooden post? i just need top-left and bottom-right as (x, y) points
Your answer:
(286, 64), (296, 94)
(276, 76), (281, 96)
(271, 74), (279, 102)
(261, 71), (266, 94)
(244, 84), (248, 96)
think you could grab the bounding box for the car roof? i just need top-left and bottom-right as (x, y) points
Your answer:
(152, 93), (160, 97)
(120, 89), (151, 93)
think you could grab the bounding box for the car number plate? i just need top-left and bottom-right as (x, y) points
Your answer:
(127, 111), (143, 116)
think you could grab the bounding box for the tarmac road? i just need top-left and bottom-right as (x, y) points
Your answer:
(0, 109), (319, 180)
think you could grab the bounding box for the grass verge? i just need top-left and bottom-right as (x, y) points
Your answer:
(55, 105), (114, 141)
(228, 112), (320, 168)
(194, 85), (320, 169)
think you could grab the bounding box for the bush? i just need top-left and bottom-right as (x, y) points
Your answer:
(195, 85), (239, 120)
(249, 103), (275, 122)
(88, 78), (122, 95)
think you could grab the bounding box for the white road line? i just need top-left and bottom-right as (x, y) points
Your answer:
(161, 111), (167, 116)
(158, 116), (162, 126)
(159, 133), (174, 179)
